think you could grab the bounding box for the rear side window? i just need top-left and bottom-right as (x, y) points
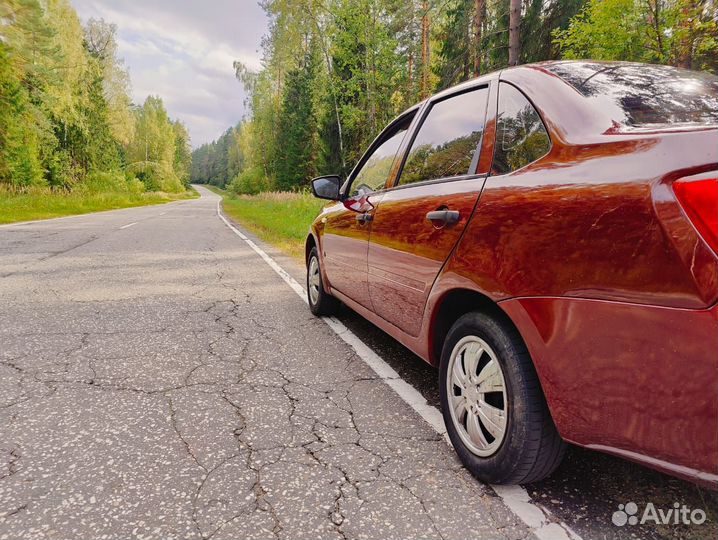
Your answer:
(492, 83), (551, 175)
(546, 62), (718, 128)
(398, 87), (488, 186)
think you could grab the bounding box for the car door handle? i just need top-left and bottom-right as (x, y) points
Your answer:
(426, 210), (460, 225)
(356, 212), (373, 223)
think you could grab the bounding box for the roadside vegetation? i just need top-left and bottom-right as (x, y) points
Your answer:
(192, 0), (716, 258)
(1, 1), (192, 222)
(0, 183), (196, 225)
(191, 0), (717, 195)
(210, 187), (323, 259)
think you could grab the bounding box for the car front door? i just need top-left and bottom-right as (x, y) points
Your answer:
(367, 84), (493, 336)
(321, 112), (416, 309)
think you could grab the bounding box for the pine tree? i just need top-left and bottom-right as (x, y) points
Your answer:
(275, 47), (318, 190)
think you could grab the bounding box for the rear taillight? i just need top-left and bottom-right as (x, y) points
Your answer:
(673, 174), (718, 254)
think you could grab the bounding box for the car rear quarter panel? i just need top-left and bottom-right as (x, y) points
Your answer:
(433, 71), (717, 479)
(500, 297), (717, 483)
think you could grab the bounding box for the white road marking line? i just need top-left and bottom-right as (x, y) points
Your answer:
(159, 212), (166, 216)
(119, 222), (138, 229)
(492, 485), (581, 540)
(215, 198), (582, 540)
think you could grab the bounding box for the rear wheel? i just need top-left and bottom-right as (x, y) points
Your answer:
(439, 311), (566, 484)
(307, 247), (339, 316)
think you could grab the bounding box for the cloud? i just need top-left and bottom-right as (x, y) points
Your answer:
(71, 0), (267, 146)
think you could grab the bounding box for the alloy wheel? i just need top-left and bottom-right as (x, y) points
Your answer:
(308, 255), (321, 306)
(447, 335), (508, 457)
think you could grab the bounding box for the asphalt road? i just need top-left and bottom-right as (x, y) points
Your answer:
(0, 185), (715, 540)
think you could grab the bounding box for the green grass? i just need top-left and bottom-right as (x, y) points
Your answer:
(0, 186), (198, 224)
(210, 186), (325, 259)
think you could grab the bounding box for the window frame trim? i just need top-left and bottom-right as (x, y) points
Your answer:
(386, 82), (492, 192)
(341, 107), (420, 199)
(489, 81), (553, 177)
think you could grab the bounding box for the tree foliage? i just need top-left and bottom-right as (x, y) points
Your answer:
(0, 0), (190, 192)
(190, 124), (245, 187)
(554, 0), (717, 72)
(189, 0), (716, 194)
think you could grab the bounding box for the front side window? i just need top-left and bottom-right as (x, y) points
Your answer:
(350, 116), (412, 197)
(398, 87), (489, 186)
(492, 83), (551, 175)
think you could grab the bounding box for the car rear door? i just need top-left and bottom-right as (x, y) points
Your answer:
(321, 111), (416, 309)
(367, 83), (494, 336)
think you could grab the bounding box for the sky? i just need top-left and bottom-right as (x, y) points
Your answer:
(71, 0), (268, 147)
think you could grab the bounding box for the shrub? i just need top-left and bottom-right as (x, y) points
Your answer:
(228, 166), (273, 195)
(125, 174), (146, 194)
(81, 171), (128, 193)
(126, 161), (182, 193)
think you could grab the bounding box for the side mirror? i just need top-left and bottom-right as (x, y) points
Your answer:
(311, 175), (342, 201)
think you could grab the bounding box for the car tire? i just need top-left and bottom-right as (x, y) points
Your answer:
(307, 247), (340, 316)
(439, 311), (566, 484)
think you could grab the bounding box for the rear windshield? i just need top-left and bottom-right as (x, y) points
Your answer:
(546, 62), (718, 129)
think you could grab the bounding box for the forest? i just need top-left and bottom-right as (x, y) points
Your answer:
(0, 0), (191, 196)
(190, 0), (717, 194)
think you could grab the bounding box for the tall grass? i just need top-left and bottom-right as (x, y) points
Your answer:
(0, 183), (197, 224)
(217, 188), (326, 259)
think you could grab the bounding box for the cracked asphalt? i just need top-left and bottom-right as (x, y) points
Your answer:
(1, 186), (716, 540)
(0, 187), (528, 540)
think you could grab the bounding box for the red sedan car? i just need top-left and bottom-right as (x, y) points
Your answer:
(305, 61), (717, 486)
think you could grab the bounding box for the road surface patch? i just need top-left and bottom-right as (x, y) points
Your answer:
(215, 198), (582, 540)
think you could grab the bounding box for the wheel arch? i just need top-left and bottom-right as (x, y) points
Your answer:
(305, 233), (317, 265)
(428, 288), (527, 366)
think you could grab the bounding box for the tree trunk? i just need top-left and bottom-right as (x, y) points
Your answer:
(676, 2), (696, 69)
(307, 9), (346, 171)
(408, 51), (413, 89)
(420, 0), (430, 99)
(508, 0), (521, 66)
(408, 0), (415, 93)
(648, 0), (664, 60)
(473, 0), (484, 76)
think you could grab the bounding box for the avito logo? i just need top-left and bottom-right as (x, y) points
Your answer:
(612, 501), (707, 527)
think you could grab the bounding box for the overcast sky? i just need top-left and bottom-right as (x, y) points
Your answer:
(71, 0), (267, 147)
